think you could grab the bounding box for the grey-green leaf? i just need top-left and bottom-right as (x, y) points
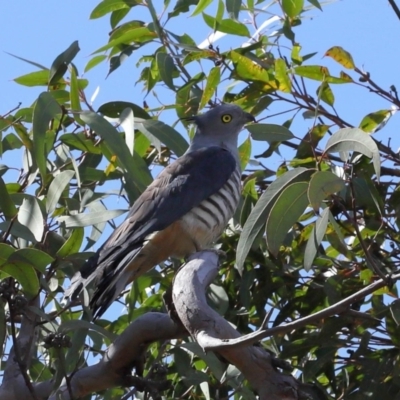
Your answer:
(32, 92), (62, 183)
(266, 182), (309, 256)
(308, 171), (345, 212)
(324, 128), (380, 181)
(46, 170), (75, 214)
(247, 123), (294, 143)
(156, 52), (175, 90)
(236, 167), (313, 271)
(304, 207), (330, 271)
(58, 209), (127, 228)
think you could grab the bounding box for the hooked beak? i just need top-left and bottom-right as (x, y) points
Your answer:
(244, 112), (256, 123)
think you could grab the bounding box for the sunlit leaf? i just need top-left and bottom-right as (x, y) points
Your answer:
(191, 0), (213, 16)
(317, 82), (334, 106)
(199, 66), (221, 109)
(230, 51), (272, 83)
(294, 65), (350, 84)
(238, 136), (251, 171)
(359, 109), (394, 133)
(1, 261), (39, 299)
(120, 108), (135, 156)
(8, 248), (54, 273)
(56, 227), (84, 258)
(275, 58), (292, 93)
(17, 196), (44, 242)
(58, 209), (127, 228)
(90, 0), (140, 19)
(203, 13), (250, 36)
(325, 46), (355, 69)
(14, 70), (51, 87)
(282, 0), (304, 18)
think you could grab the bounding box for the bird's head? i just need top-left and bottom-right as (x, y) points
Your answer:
(186, 104), (255, 138)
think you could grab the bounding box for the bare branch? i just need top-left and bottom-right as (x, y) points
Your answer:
(388, 0), (400, 22)
(172, 250), (319, 400)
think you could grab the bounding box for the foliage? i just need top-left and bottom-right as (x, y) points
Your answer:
(1, 0), (400, 399)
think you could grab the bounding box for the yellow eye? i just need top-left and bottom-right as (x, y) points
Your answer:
(221, 114), (232, 123)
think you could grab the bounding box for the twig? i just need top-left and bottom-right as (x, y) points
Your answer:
(205, 271), (400, 350)
(388, 0), (400, 21)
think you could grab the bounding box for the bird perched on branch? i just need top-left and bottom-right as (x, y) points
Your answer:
(64, 103), (255, 318)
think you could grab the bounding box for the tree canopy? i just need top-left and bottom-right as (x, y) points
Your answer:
(1, 0), (400, 399)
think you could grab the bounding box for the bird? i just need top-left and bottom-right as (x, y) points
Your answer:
(64, 103), (255, 319)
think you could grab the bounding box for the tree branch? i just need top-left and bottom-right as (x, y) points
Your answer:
(172, 250), (321, 400)
(388, 0), (400, 22)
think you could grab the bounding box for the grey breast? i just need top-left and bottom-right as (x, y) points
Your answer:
(182, 166), (242, 245)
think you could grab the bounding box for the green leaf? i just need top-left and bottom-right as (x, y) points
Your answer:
(92, 27), (157, 54)
(98, 101), (150, 119)
(266, 181), (309, 256)
(110, 8), (130, 28)
(282, 0), (304, 18)
(1, 262), (39, 299)
(317, 82), (334, 106)
(0, 243), (16, 266)
(58, 209), (127, 228)
(236, 167), (313, 271)
(275, 58), (291, 93)
(90, 0), (140, 19)
(324, 128), (380, 181)
(230, 51), (272, 83)
(84, 55), (107, 73)
(56, 228), (84, 258)
(70, 66), (84, 125)
(203, 13), (250, 37)
(14, 70), (51, 87)
(60, 133), (102, 154)
(0, 176), (17, 219)
(81, 111), (152, 196)
(226, 0), (241, 19)
(8, 249), (54, 274)
(199, 66), (221, 109)
(294, 65), (350, 84)
(138, 119), (189, 157)
(238, 136), (252, 171)
(359, 109), (393, 133)
(156, 52), (175, 90)
(49, 41), (80, 84)
(247, 123), (294, 142)
(191, 0), (213, 16)
(304, 207), (330, 271)
(46, 171), (75, 214)
(325, 46), (355, 69)
(32, 92), (62, 183)
(308, 171), (345, 212)
(17, 197), (44, 242)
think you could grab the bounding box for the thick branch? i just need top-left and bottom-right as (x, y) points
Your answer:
(49, 312), (185, 400)
(172, 251), (317, 400)
(1, 312), (185, 400)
